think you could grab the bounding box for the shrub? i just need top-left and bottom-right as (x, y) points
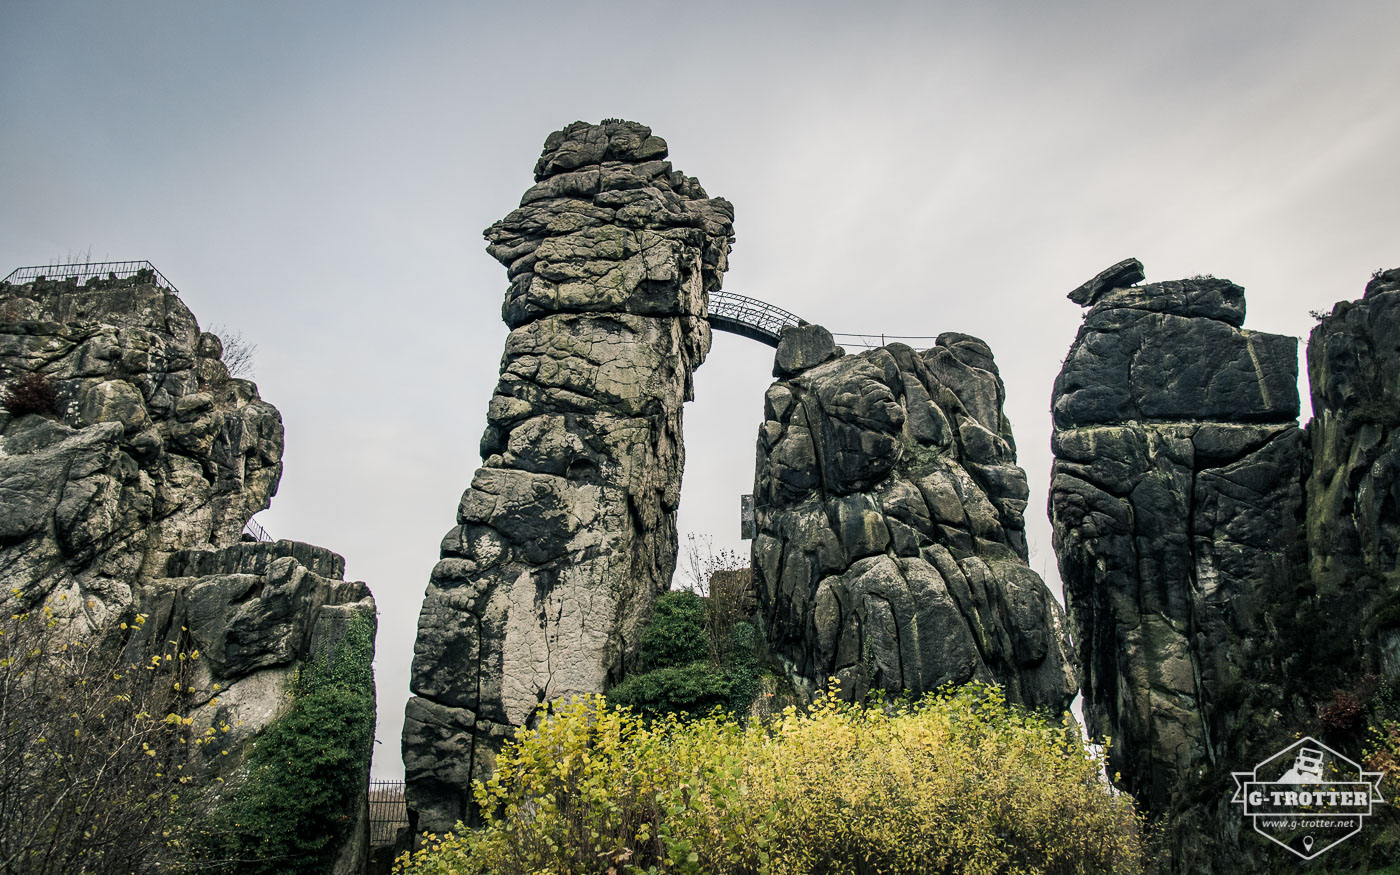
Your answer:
(611, 589), (762, 721)
(635, 591), (710, 672)
(609, 662), (748, 720)
(0, 598), (217, 874)
(1320, 690), (1366, 732)
(2, 372), (58, 416)
(394, 684), (1145, 875)
(198, 613), (375, 874)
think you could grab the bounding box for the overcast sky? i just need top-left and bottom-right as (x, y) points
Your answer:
(3, 1), (1396, 780)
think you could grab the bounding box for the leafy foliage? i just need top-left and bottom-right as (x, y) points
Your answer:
(0, 597), (219, 874)
(2, 372), (58, 416)
(199, 613), (375, 874)
(394, 685), (1144, 875)
(609, 589), (761, 721)
(634, 591), (709, 672)
(608, 662), (750, 721)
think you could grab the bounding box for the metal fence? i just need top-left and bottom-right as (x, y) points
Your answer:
(1, 260), (180, 295)
(707, 292), (940, 351)
(707, 291), (806, 347)
(368, 781), (409, 847)
(241, 517), (273, 543)
(832, 332), (942, 350)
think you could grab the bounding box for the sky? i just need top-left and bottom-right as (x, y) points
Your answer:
(3, 1), (1397, 780)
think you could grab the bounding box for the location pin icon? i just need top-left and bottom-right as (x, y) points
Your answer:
(1303, 836), (1315, 853)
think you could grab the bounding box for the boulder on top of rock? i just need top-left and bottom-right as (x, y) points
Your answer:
(1067, 257), (1145, 307)
(773, 323), (843, 378)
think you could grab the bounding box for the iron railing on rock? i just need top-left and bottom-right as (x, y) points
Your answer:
(241, 517), (273, 543)
(1, 261), (180, 295)
(832, 332), (942, 350)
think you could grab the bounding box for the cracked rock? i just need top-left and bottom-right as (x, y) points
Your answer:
(402, 120), (735, 833)
(753, 332), (1077, 712)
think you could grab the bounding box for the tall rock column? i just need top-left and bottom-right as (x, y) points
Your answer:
(1049, 261), (1308, 864)
(753, 325), (1077, 712)
(403, 121), (735, 832)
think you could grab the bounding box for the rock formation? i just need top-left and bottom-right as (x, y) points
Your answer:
(1307, 267), (1400, 597)
(754, 324), (1077, 711)
(1050, 261), (1400, 869)
(402, 120), (736, 833)
(0, 269), (376, 873)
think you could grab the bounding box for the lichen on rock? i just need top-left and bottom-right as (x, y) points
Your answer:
(402, 120), (736, 833)
(0, 270), (376, 873)
(753, 326), (1077, 712)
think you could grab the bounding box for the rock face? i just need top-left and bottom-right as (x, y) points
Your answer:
(1306, 267), (1400, 596)
(1051, 268), (1306, 817)
(0, 270), (376, 873)
(753, 327), (1077, 712)
(1051, 263), (1400, 868)
(403, 120), (735, 833)
(0, 273), (283, 616)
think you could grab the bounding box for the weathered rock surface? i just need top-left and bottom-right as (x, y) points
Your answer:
(0, 271), (376, 873)
(1307, 267), (1400, 594)
(403, 120), (735, 833)
(0, 274), (284, 621)
(1051, 266), (1308, 864)
(1051, 263), (1400, 869)
(754, 327), (1077, 712)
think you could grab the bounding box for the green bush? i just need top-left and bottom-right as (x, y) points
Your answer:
(611, 590), (761, 720)
(609, 661), (755, 720)
(200, 613), (376, 874)
(394, 684), (1144, 875)
(635, 591), (710, 672)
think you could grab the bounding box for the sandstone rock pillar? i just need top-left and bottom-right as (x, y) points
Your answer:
(402, 121), (735, 832)
(753, 326), (1077, 712)
(1049, 261), (1308, 864)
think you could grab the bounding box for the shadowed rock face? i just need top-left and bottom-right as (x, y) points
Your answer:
(0, 273), (376, 872)
(753, 326), (1077, 712)
(1051, 264), (1400, 870)
(402, 120), (735, 833)
(1307, 268), (1400, 594)
(1050, 269), (1308, 859)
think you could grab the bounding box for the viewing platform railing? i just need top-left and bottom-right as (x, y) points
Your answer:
(2, 261), (180, 295)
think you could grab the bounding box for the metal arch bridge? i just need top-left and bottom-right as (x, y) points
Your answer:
(706, 291), (806, 347)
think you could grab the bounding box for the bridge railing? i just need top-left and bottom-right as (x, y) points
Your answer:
(242, 517), (273, 543)
(706, 291), (806, 347)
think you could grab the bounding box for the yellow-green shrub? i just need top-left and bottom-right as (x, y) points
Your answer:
(394, 684), (1144, 875)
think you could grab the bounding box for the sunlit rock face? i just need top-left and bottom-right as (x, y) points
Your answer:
(753, 325), (1077, 713)
(0, 274), (284, 612)
(0, 271), (376, 871)
(402, 120), (735, 833)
